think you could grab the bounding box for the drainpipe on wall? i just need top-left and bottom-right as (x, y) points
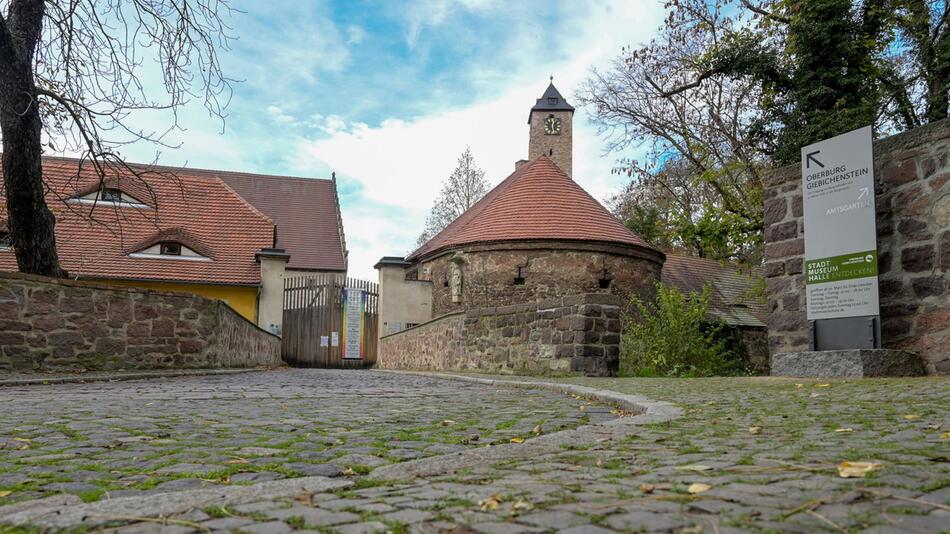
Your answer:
(256, 248), (291, 336)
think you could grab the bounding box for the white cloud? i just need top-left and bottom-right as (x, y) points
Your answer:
(295, 1), (665, 280)
(346, 25), (367, 45)
(90, 0), (665, 282)
(403, 0), (498, 47)
(266, 105), (295, 124)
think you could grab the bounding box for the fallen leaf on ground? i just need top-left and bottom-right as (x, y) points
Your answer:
(341, 467), (356, 476)
(815, 383), (831, 388)
(596, 458), (603, 467)
(579, 405), (587, 412)
(532, 425), (541, 435)
(925, 423), (940, 430)
(225, 458), (248, 465)
(12, 438), (31, 443)
(639, 483), (655, 494)
(941, 432), (950, 440)
(478, 494), (501, 511)
(749, 426), (762, 435)
(439, 420), (456, 426)
(837, 461), (882, 478)
(687, 483), (711, 494)
(509, 437), (525, 444)
(678, 464), (713, 472)
(835, 427), (854, 433)
(796, 384), (804, 388)
(903, 414), (920, 420)
(511, 499), (533, 513)
(0, 491), (11, 497)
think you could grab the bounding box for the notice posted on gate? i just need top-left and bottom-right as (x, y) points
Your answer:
(342, 287), (364, 359)
(802, 126), (880, 320)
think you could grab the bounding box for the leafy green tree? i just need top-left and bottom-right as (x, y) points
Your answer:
(621, 283), (748, 377)
(582, 0), (948, 262)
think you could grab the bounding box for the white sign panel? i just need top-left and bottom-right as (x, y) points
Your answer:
(331, 332), (339, 347)
(802, 126), (880, 320)
(343, 287), (364, 359)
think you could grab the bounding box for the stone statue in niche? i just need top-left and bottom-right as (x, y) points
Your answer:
(451, 264), (462, 303)
(450, 253), (465, 304)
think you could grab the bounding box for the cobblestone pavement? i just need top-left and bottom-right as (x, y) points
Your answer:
(0, 370), (607, 529)
(1, 371), (948, 533)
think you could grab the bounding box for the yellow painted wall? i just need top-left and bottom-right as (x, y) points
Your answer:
(92, 279), (259, 322)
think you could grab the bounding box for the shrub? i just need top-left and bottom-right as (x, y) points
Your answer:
(621, 283), (748, 377)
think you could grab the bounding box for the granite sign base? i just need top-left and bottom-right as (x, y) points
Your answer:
(771, 349), (927, 378)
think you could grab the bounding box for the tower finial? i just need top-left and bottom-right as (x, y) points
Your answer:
(550, 75), (553, 83)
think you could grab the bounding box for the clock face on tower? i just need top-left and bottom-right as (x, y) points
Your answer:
(544, 115), (561, 135)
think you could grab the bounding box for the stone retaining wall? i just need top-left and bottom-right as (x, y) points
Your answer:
(764, 118), (950, 373)
(379, 293), (623, 376)
(0, 272), (281, 371)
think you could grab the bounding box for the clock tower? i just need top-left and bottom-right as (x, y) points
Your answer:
(528, 78), (574, 177)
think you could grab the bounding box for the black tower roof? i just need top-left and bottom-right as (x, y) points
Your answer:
(528, 80), (575, 124)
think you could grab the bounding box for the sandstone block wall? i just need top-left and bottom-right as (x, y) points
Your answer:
(0, 272), (281, 371)
(765, 119), (950, 373)
(417, 242), (662, 317)
(379, 293), (623, 376)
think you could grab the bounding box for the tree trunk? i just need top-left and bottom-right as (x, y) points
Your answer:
(0, 0), (63, 277)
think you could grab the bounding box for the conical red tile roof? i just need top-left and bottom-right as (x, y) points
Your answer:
(409, 155), (656, 260)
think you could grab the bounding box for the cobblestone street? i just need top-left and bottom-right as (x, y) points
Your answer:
(0, 370), (947, 533)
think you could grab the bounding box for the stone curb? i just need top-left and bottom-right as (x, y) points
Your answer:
(0, 368), (269, 387)
(0, 476), (352, 529)
(368, 370), (682, 481)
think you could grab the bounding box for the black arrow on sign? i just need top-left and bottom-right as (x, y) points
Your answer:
(806, 150), (824, 169)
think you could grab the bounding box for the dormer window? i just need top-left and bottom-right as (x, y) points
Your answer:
(130, 241), (209, 261)
(70, 187), (149, 208)
(548, 97), (558, 105)
(160, 242), (182, 256)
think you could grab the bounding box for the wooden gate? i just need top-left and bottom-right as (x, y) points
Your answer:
(281, 274), (378, 368)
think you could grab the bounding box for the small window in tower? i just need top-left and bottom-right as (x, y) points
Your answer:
(599, 277), (612, 289)
(513, 266), (526, 285)
(160, 242), (182, 256)
(548, 97), (558, 105)
(443, 278), (449, 288)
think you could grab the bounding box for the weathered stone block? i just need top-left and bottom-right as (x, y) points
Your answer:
(771, 349), (926, 377)
(765, 262), (784, 278)
(901, 244), (934, 272)
(767, 221), (798, 241)
(765, 239), (804, 260)
(48, 331), (84, 346)
(881, 158), (917, 186)
(911, 276), (944, 298)
(763, 198), (787, 226)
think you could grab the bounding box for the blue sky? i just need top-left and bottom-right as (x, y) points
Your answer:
(117, 0), (667, 279)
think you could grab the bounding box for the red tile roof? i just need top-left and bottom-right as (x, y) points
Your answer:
(214, 172), (347, 272)
(661, 254), (767, 327)
(0, 157), (275, 285)
(409, 155), (655, 260)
